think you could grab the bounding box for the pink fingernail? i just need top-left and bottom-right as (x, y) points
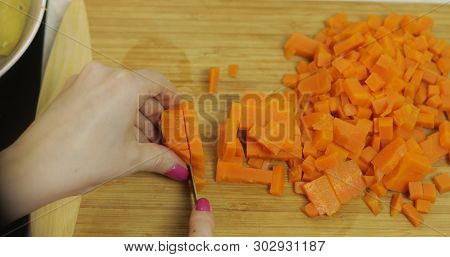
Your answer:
(195, 198), (211, 212)
(165, 164), (189, 181)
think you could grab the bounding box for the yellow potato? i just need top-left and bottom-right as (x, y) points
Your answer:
(0, 0), (31, 56)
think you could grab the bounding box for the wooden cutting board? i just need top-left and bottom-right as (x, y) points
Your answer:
(35, 0), (450, 236)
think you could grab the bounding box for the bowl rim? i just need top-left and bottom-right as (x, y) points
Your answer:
(0, 0), (47, 77)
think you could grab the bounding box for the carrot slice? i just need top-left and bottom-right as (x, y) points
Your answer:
(370, 181), (387, 197)
(408, 181), (423, 200)
(433, 173), (450, 193)
(371, 137), (407, 176)
(402, 203), (423, 227)
(303, 202), (320, 218)
(208, 67), (220, 93)
(324, 160), (366, 204)
(284, 33), (319, 58)
(390, 192), (403, 217)
(302, 175), (341, 216)
(363, 190), (381, 215)
(270, 165), (285, 196)
(422, 183), (437, 203)
(228, 64), (239, 78)
(415, 199), (431, 213)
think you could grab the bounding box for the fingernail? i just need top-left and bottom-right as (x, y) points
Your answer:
(165, 164), (189, 181)
(195, 198), (211, 212)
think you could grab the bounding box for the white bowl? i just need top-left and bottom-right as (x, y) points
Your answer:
(0, 0), (47, 77)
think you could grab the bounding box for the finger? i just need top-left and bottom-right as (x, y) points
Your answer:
(132, 143), (189, 181)
(189, 198), (214, 237)
(133, 70), (180, 108)
(139, 97), (164, 124)
(63, 74), (78, 90)
(136, 112), (160, 142)
(135, 126), (150, 143)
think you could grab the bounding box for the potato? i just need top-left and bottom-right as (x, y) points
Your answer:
(0, 0), (31, 56)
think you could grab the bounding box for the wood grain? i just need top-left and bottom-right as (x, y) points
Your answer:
(41, 0), (450, 236)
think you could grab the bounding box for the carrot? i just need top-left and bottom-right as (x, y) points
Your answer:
(285, 33), (319, 58)
(302, 175), (341, 216)
(383, 152), (431, 192)
(314, 152), (341, 171)
(365, 72), (385, 92)
(298, 68), (332, 94)
(408, 181), (423, 200)
(325, 160), (366, 204)
(415, 199), (431, 213)
(390, 192), (403, 217)
(333, 118), (367, 154)
(294, 181), (306, 194)
(378, 117), (394, 141)
(228, 64), (239, 78)
(433, 173), (450, 193)
(216, 160), (273, 185)
(439, 121), (450, 150)
(208, 67), (220, 93)
(269, 165), (285, 196)
(288, 165), (303, 183)
(343, 78), (371, 106)
(303, 202), (320, 217)
(333, 32), (365, 55)
(370, 181), (387, 197)
(371, 137), (407, 176)
(402, 203), (423, 226)
(422, 183), (437, 203)
(419, 132), (448, 163)
(247, 158), (264, 169)
(363, 191), (381, 215)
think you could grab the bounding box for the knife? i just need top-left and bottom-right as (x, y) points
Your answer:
(187, 163), (198, 204)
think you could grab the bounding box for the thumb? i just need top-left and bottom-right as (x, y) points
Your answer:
(189, 198), (214, 237)
(132, 143), (189, 181)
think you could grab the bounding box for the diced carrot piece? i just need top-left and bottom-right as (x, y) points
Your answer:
(228, 64), (239, 78)
(420, 132), (448, 163)
(269, 165), (285, 196)
(314, 152), (341, 171)
(370, 181), (387, 197)
(325, 142), (349, 161)
(294, 181), (306, 194)
(285, 33), (319, 58)
(302, 175), (341, 216)
(365, 72), (385, 92)
(363, 191), (381, 215)
(433, 173), (450, 193)
(333, 118), (367, 154)
(378, 117), (394, 141)
(402, 203), (423, 227)
(343, 78), (371, 106)
(408, 181), (423, 200)
(303, 141), (318, 158)
(360, 146), (377, 164)
(208, 67), (220, 93)
(247, 158), (264, 169)
(422, 183), (437, 203)
(415, 199), (431, 213)
(363, 175), (377, 187)
(439, 121), (450, 150)
(405, 138), (424, 155)
(326, 13), (348, 29)
(216, 160), (273, 185)
(298, 68), (332, 94)
(325, 160), (366, 204)
(296, 60), (309, 73)
(390, 192), (403, 217)
(288, 165), (303, 183)
(383, 152), (432, 193)
(333, 32), (365, 55)
(303, 202), (320, 218)
(371, 137), (407, 176)
(371, 135), (381, 152)
(282, 73), (298, 88)
(393, 104), (419, 130)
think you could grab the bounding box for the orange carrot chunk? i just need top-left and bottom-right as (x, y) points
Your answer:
(390, 192), (403, 217)
(284, 33), (319, 58)
(208, 67), (220, 93)
(422, 183), (437, 203)
(433, 173), (450, 193)
(228, 64), (239, 78)
(302, 175), (341, 216)
(415, 199), (431, 213)
(408, 181), (423, 200)
(303, 202), (320, 218)
(402, 203), (423, 227)
(270, 165), (285, 196)
(363, 191), (381, 215)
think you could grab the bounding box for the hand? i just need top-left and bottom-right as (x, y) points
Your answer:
(0, 62), (190, 224)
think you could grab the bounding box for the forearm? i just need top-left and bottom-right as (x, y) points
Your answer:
(0, 139), (76, 225)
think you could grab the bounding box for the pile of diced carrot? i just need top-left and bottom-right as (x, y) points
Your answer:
(213, 13), (450, 226)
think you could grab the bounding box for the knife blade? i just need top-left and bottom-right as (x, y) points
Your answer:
(187, 163), (198, 204)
